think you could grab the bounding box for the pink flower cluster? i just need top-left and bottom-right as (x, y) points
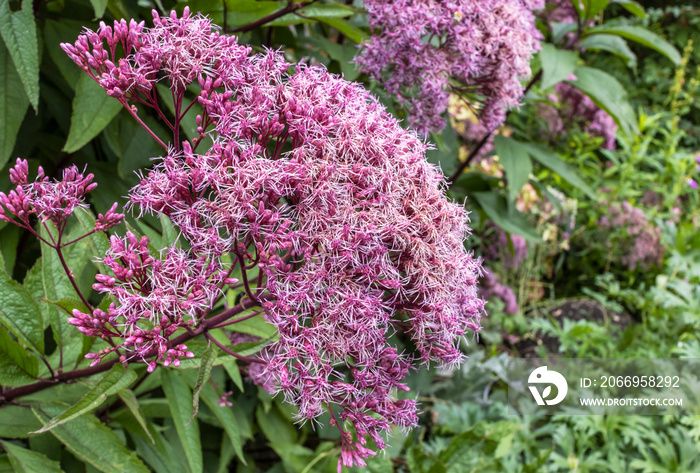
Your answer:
(70, 232), (233, 369)
(356, 0), (543, 134)
(483, 224), (528, 270)
(599, 202), (663, 270)
(479, 271), (519, 314)
(540, 80), (617, 149)
(62, 9), (485, 465)
(0, 159), (122, 230)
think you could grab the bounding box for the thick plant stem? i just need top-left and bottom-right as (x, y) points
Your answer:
(230, 0), (320, 33)
(0, 297), (263, 405)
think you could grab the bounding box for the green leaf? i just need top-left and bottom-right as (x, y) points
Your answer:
(0, 0), (39, 111)
(39, 226), (88, 365)
(73, 209), (111, 274)
(316, 17), (367, 44)
(64, 74), (123, 153)
(89, 0), (108, 18)
(0, 406), (42, 438)
(33, 404), (149, 473)
(494, 136), (532, 203)
(587, 25), (680, 65)
(583, 0), (610, 19)
(539, 44), (578, 89)
(1, 441), (63, 473)
(160, 214), (179, 248)
(0, 327), (38, 385)
(161, 369), (202, 473)
(223, 360), (244, 392)
(228, 312), (276, 338)
(200, 384), (246, 463)
(522, 143), (597, 200)
(579, 34), (636, 67)
(43, 20), (82, 86)
(611, 0), (646, 18)
(269, 4), (352, 26)
(567, 66), (637, 137)
(34, 364), (138, 433)
(0, 267), (43, 352)
(190, 339), (217, 420)
(117, 389), (155, 444)
(0, 38), (29, 170)
(471, 192), (540, 242)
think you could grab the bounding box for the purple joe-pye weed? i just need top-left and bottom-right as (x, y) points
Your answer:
(356, 0), (544, 135)
(55, 8), (487, 467)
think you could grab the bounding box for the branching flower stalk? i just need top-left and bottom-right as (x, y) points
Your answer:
(2, 8), (485, 467)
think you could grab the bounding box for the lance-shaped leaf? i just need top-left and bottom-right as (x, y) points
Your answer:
(33, 363), (138, 433)
(0, 327), (38, 385)
(200, 383), (245, 463)
(0, 39), (29, 170)
(190, 339), (217, 421)
(162, 369), (202, 473)
(539, 44), (578, 89)
(33, 404), (149, 473)
(567, 66), (638, 138)
(64, 74), (122, 153)
(494, 136), (532, 203)
(0, 0), (39, 111)
(522, 142), (597, 201)
(1, 441), (63, 473)
(0, 266), (43, 353)
(117, 389), (155, 444)
(0, 406), (41, 438)
(587, 25), (680, 65)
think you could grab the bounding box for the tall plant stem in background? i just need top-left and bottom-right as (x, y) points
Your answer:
(448, 70), (543, 186)
(230, 0), (320, 33)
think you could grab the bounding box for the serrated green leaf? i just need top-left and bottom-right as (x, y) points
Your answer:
(587, 25), (680, 65)
(33, 404), (149, 473)
(0, 0), (39, 111)
(539, 44), (578, 89)
(200, 383), (246, 463)
(567, 66), (637, 137)
(64, 74), (122, 153)
(494, 136), (532, 203)
(190, 339), (216, 421)
(0, 327), (38, 385)
(0, 39), (28, 170)
(34, 364), (138, 433)
(0, 266), (43, 353)
(471, 192), (540, 242)
(0, 406), (42, 438)
(39, 226), (87, 366)
(579, 34), (636, 67)
(117, 389), (155, 444)
(1, 441), (63, 473)
(161, 369), (202, 473)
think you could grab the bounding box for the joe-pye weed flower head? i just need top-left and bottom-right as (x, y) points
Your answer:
(57, 8), (486, 467)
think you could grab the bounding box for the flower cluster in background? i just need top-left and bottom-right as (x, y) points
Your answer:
(357, 0), (543, 135)
(539, 79), (618, 150)
(599, 201), (664, 270)
(61, 8), (485, 467)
